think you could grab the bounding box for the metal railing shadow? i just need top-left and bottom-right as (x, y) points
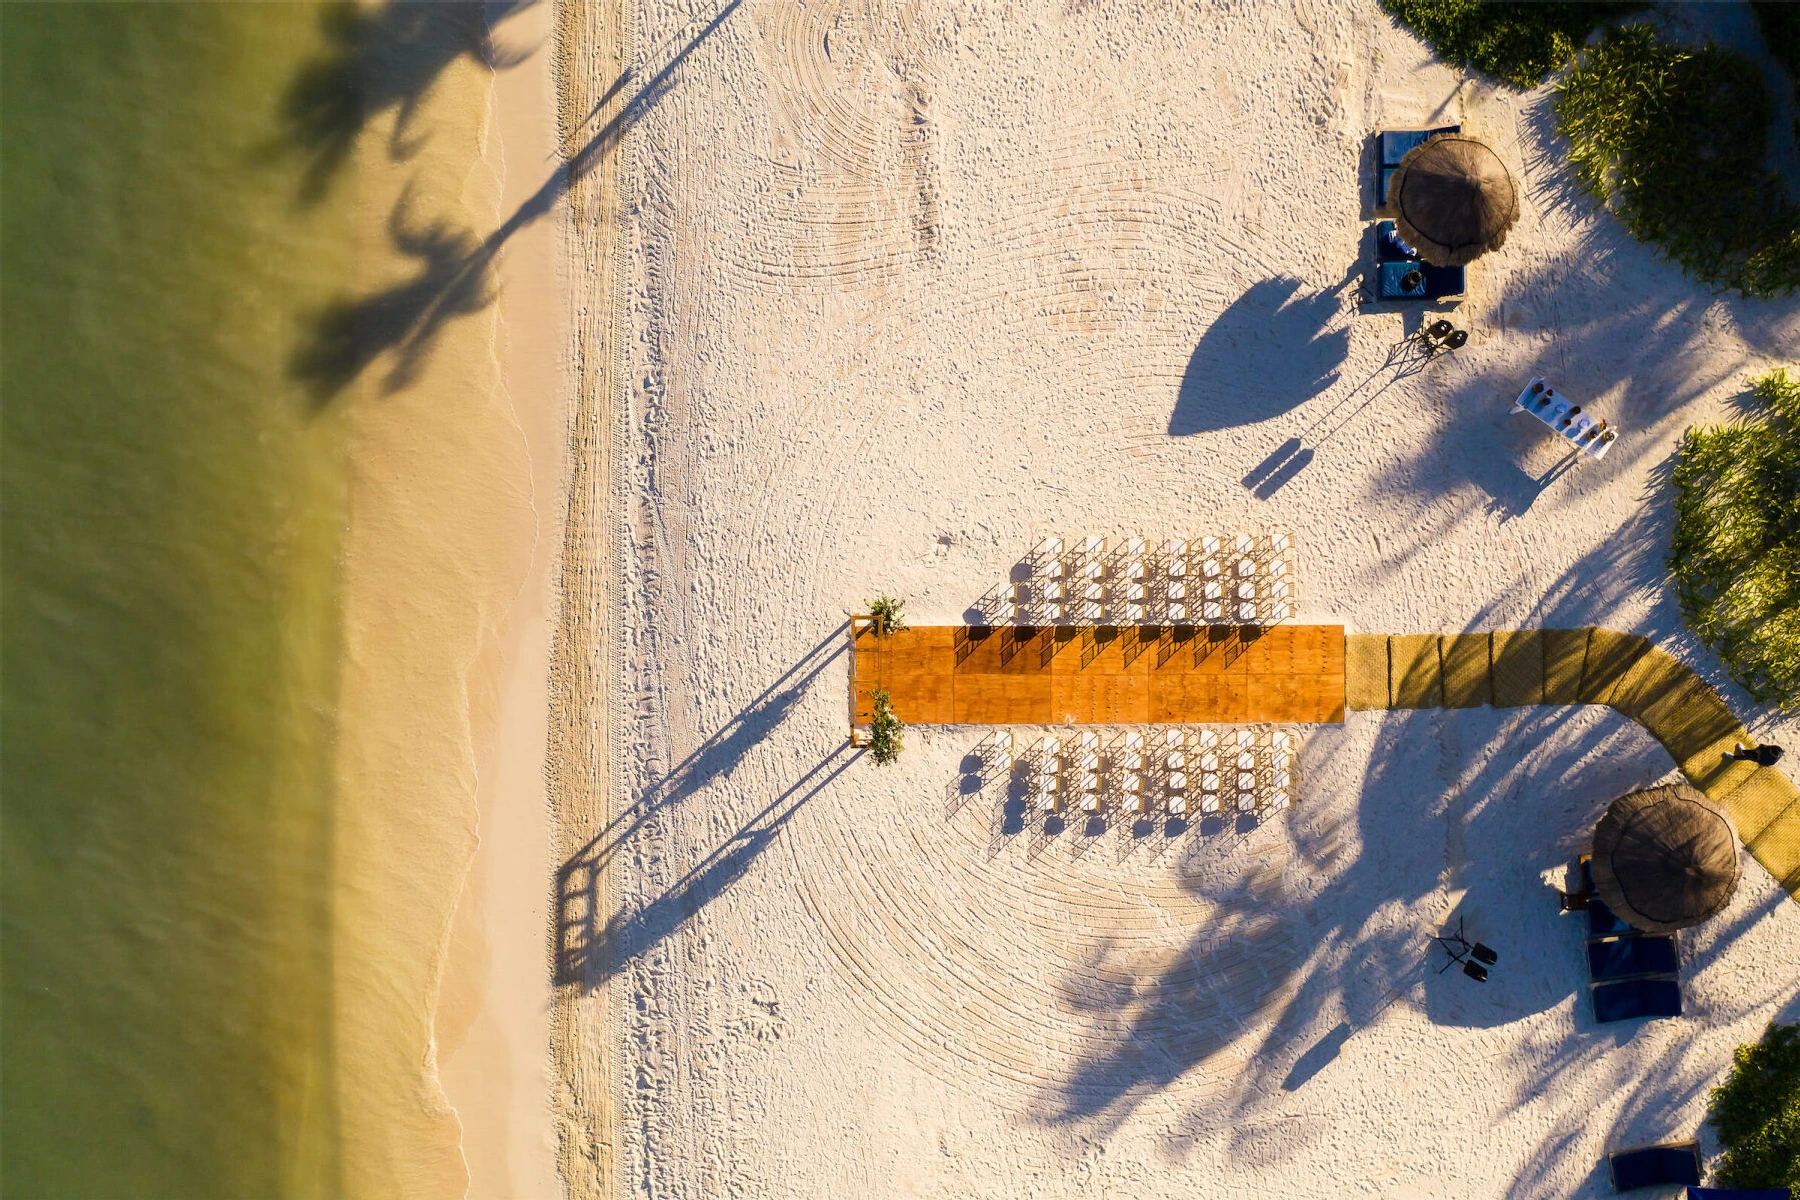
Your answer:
(553, 622), (846, 992)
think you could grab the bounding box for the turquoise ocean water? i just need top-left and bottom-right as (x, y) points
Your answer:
(3, 6), (358, 1195)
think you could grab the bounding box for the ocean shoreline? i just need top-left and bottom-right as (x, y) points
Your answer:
(434, 1), (566, 1195)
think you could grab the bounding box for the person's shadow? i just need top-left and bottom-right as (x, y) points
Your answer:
(1169, 277), (1349, 436)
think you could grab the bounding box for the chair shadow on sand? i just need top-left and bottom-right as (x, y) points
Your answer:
(1168, 276), (1349, 436)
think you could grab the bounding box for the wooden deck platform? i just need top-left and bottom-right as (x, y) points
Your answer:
(853, 624), (1347, 726)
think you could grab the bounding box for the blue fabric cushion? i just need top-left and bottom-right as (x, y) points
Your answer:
(1588, 897), (1636, 937)
(1380, 130), (1431, 167)
(1610, 1145), (1701, 1190)
(1378, 261), (1427, 299)
(1594, 978), (1682, 1023)
(1376, 220), (1417, 262)
(1588, 936), (1679, 981)
(1420, 265), (1465, 300)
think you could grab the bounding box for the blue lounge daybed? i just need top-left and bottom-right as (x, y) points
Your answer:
(1372, 220), (1465, 302)
(1609, 1142), (1701, 1191)
(1593, 978), (1683, 1023)
(1588, 935), (1680, 981)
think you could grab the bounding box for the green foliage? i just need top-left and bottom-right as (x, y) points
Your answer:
(868, 689), (904, 765)
(865, 593), (908, 635)
(1555, 25), (1800, 298)
(1379, 0), (1640, 89)
(1670, 369), (1800, 711)
(1710, 1021), (1800, 1188)
(1751, 1), (1800, 84)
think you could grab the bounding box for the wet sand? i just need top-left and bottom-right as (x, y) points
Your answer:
(328, 4), (563, 1195)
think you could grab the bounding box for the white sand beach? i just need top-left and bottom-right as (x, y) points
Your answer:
(541, 0), (1800, 1196)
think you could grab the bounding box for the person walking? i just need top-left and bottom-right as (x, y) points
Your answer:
(1724, 741), (1785, 766)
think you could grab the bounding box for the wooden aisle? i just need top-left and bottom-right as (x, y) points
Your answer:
(853, 624), (1347, 726)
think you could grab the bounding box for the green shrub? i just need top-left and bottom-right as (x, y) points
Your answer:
(1555, 25), (1800, 298)
(1670, 369), (1800, 711)
(1710, 1021), (1800, 1189)
(868, 689), (904, 765)
(1379, 0), (1641, 89)
(865, 594), (908, 635)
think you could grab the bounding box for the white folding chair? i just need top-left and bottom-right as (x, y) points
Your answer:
(1167, 769), (1188, 815)
(1167, 538), (1188, 580)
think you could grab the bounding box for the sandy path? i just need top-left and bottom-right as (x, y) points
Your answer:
(547, 0), (629, 1194)
(558, 0), (1800, 1196)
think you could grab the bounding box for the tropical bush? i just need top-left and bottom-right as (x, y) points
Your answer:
(865, 593), (908, 635)
(1555, 25), (1800, 297)
(1709, 1021), (1800, 1189)
(868, 689), (904, 765)
(1670, 369), (1800, 711)
(1378, 0), (1640, 89)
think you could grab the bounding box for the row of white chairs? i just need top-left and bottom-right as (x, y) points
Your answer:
(996, 534), (1296, 624)
(984, 729), (1294, 817)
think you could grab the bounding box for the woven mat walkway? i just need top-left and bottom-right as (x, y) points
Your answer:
(1347, 629), (1800, 896)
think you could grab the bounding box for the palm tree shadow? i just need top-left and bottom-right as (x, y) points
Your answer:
(289, 189), (496, 400)
(279, 0), (534, 206)
(287, 0), (743, 404)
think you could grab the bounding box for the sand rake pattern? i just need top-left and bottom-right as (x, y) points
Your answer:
(978, 533), (1297, 626)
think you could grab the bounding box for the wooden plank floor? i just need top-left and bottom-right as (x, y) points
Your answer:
(854, 624), (1346, 725)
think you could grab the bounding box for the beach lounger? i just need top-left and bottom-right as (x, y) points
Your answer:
(1588, 935), (1678, 982)
(1592, 978), (1682, 1024)
(1588, 896), (1637, 938)
(1371, 222), (1465, 301)
(1608, 1141), (1700, 1192)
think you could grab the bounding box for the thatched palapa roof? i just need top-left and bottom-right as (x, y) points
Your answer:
(1591, 784), (1740, 934)
(1388, 134), (1519, 267)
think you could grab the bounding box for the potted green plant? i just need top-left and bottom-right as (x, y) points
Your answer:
(866, 594), (908, 635)
(868, 688), (904, 765)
